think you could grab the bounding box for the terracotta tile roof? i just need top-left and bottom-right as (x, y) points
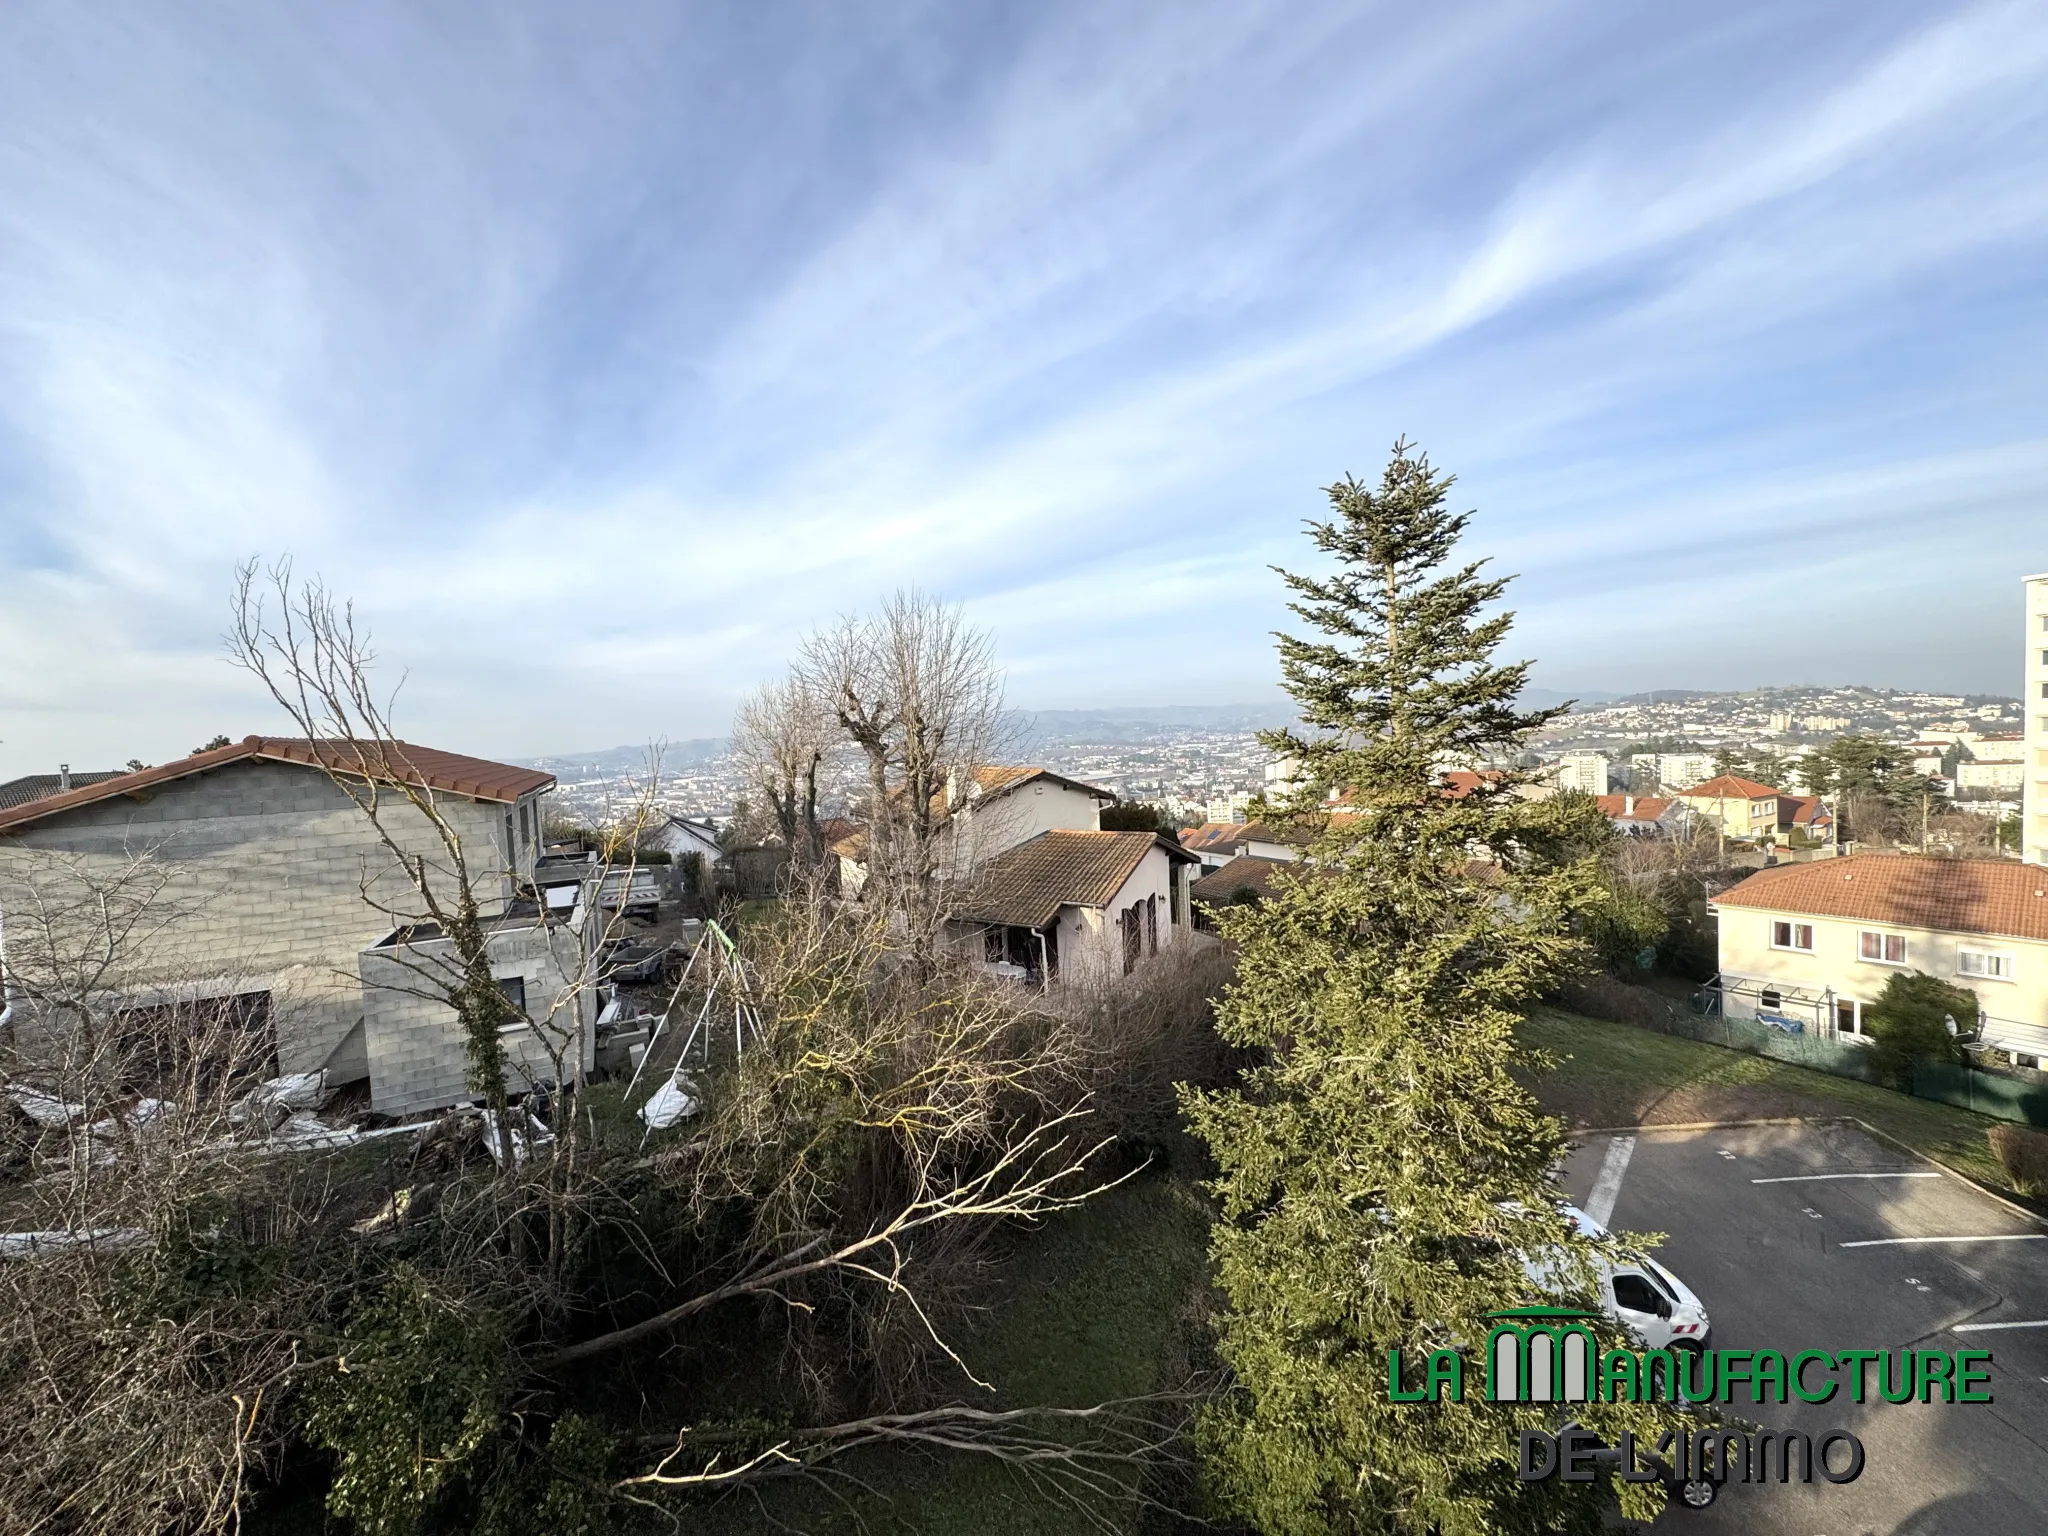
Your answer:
(0, 735), (554, 833)
(1714, 854), (2048, 945)
(1180, 821), (1251, 852)
(1676, 774), (1782, 800)
(1190, 855), (1296, 904)
(951, 829), (1197, 929)
(0, 772), (126, 811)
(1594, 794), (1675, 822)
(1785, 794), (1832, 826)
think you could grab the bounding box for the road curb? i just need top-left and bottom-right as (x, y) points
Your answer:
(1571, 1117), (1837, 1134)
(1571, 1115), (2048, 1228)
(1843, 1117), (2048, 1230)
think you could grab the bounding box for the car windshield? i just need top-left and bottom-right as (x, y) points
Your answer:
(1642, 1258), (1683, 1304)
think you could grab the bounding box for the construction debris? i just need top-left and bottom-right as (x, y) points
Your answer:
(0, 1227), (151, 1261)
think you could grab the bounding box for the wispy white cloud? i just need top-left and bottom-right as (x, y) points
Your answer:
(1, 0), (2045, 771)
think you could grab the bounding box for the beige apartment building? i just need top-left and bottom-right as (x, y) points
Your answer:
(2027, 572), (2048, 866)
(1711, 854), (2048, 1063)
(1677, 774), (1786, 839)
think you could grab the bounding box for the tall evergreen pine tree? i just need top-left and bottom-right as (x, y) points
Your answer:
(1182, 444), (1680, 1534)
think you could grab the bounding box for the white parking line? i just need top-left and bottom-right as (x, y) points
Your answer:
(1751, 1171), (1941, 1184)
(1954, 1319), (2048, 1333)
(1584, 1135), (1636, 1228)
(1838, 1234), (2047, 1249)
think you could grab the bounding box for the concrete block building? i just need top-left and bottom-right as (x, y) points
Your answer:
(0, 736), (564, 1112)
(359, 915), (594, 1116)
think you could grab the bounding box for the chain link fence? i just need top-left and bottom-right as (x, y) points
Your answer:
(1553, 974), (2048, 1126)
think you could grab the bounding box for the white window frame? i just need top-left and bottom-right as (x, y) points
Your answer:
(1858, 930), (1907, 966)
(1770, 919), (1814, 953)
(1957, 948), (2016, 983)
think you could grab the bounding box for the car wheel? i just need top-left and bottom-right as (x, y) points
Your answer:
(1674, 1477), (1716, 1509)
(1671, 1340), (1703, 1359)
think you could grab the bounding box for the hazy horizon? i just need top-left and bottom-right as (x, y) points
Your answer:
(4, 2), (2046, 777)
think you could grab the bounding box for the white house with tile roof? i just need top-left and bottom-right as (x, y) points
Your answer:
(1710, 853), (2048, 1064)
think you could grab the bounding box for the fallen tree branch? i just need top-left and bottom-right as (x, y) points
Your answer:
(537, 1112), (1131, 1370)
(617, 1396), (1202, 1531)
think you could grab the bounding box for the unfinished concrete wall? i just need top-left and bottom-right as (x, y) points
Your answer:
(358, 920), (593, 1116)
(0, 759), (528, 1081)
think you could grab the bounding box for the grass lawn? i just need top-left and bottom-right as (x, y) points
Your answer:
(684, 1154), (1215, 1536)
(1519, 1005), (2016, 1196)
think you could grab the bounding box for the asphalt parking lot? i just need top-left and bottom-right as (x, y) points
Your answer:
(1561, 1121), (2048, 1535)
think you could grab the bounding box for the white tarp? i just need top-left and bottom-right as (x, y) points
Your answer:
(7, 1086), (82, 1127)
(231, 1070), (331, 1126)
(639, 1075), (701, 1131)
(479, 1107), (556, 1167)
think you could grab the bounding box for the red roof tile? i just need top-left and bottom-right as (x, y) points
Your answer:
(1676, 774), (1783, 800)
(0, 735), (554, 833)
(1594, 794), (1675, 821)
(1179, 821), (1251, 851)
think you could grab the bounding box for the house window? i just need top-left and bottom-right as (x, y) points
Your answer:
(1835, 998), (1862, 1036)
(1145, 894), (1159, 956)
(1759, 988), (1782, 1011)
(519, 802), (531, 847)
(1121, 905), (1142, 975)
(984, 928), (1006, 964)
(1859, 931), (1907, 965)
(1771, 920), (1814, 952)
(496, 975), (528, 1031)
(1958, 949), (2015, 981)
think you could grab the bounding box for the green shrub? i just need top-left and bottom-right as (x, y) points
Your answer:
(1863, 971), (1976, 1090)
(1580, 876), (1668, 974)
(1099, 800), (1177, 835)
(300, 1267), (512, 1534)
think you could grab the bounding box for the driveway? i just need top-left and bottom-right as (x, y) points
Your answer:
(1561, 1121), (2048, 1535)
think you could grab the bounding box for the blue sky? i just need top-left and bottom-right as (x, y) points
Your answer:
(2, 1), (2046, 773)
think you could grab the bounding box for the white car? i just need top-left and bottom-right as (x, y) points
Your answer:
(1561, 1203), (1712, 1353)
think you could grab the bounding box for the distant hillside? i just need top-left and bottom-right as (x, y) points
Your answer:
(1522, 687), (1622, 711)
(1012, 704), (1299, 744)
(516, 738), (726, 778)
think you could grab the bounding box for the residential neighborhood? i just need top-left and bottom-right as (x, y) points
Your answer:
(4, 7), (2046, 1532)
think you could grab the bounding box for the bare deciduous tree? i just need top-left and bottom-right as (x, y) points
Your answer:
(0, 849), (328, 1536)
(796, 591), (1006, 950)
(730, 676), (835, 871)
(226, 559), (657, 1224)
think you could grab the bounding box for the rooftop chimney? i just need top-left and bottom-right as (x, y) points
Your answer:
(1624, 794), (1635, 816)
(58, 764), (70, 792)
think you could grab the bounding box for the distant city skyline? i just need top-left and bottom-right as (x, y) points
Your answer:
(4, 2), (2046, 776)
